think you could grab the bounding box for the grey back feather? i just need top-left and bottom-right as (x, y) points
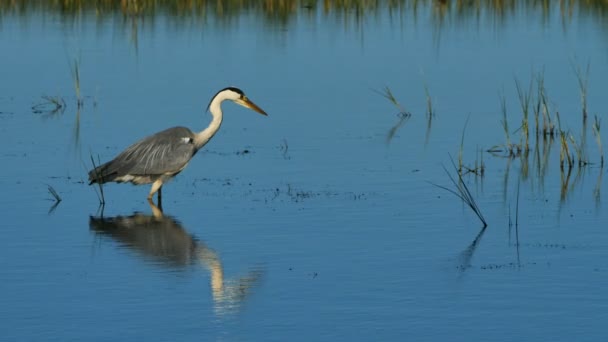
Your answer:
(89, 126), (198, 183)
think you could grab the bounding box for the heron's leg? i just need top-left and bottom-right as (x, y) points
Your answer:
(157, 187), (163, 210)
(147, 179), (163, 201)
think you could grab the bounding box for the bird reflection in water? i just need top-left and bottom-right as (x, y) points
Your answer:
(89, 203), (263, 316)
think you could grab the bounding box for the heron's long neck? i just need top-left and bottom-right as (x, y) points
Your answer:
(194, 98), (224, 150)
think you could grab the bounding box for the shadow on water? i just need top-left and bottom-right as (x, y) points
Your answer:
(89, 203), (264, 316)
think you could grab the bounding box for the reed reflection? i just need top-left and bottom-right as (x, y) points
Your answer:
(456, 226), (487, 272)
(89, 203), (263, 316)
(2, 0), (605, 32)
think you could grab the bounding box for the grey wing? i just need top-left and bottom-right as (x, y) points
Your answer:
(89, 127), (197, 183)
(116, 126), (197, 175)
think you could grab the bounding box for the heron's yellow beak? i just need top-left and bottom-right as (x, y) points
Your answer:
(236, 97), (268, 116)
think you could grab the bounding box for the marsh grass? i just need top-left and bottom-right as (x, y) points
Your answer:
(515, 177), (520, 228)
(507, 178), (522, 265)
(489, 91), (521, 157)
(515, 77), (532, 151)
(430, 156), (488, 228)
(530, 71), (556, 139)
(568, 134), (588, 166)
(559, 166), (573, 203)
(279, 138), (290, 160)
(386, 112), (411, 144)
(47, 184), (62, 202)
(500, 91), (511, 148)
(424, 83), (435, 118)
(558, 130), (574, 170)
(514, 177), (521, 266)
(46, 184), (62, 214)
(474, 147), (485, 177)
(89, 154), (106, 205)
(456, 118), (484, 176)
(421, 80), (435, 147)
(72, 108), (82, 155)
(71, 58), (83, 108)
(458, 117), (468, 171)
(456, 226), (487, 272)
(375, 86), (409, 115)
(592, 115), (603, 166)
(572, 61), (590, 121)
(594, 168), (602, 207)
(32, 95), (66, 115)
(376, 86), (412, 144)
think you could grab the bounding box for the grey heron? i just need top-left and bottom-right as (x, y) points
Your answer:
(88, 87), (267, 203)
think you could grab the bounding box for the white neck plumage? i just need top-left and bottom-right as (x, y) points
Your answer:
(193, 91), (230, 150)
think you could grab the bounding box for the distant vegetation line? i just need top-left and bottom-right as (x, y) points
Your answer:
(0, 0), (607, 25)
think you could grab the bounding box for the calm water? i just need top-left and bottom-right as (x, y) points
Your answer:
(1, 2), (607, 341)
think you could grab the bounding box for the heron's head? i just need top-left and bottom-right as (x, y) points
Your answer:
(207, 87), (268, 116)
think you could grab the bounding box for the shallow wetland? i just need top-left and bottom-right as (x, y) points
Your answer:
(0, 1), (607, 341)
